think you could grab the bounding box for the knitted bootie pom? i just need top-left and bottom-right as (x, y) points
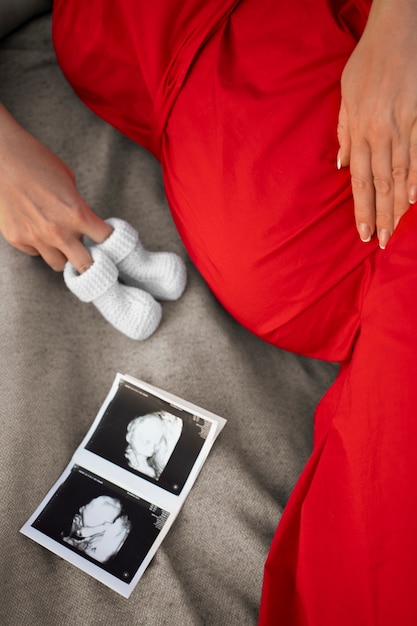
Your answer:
(63, 247), (162, 340)
(97, 217), (187, 301)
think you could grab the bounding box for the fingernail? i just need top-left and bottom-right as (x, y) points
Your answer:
(358, 223), (371, 242)
(78, 258), (94, 273)
(379, 228), (390, 250)
(409, 185), (417, 205)
(336, 150), (342, 170)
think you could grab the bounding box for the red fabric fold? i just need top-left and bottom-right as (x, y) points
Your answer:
(52, 0), (240, 158)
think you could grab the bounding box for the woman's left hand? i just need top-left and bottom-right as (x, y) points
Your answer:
(337, 0), (417, 249)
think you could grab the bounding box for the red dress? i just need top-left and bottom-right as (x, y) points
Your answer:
(52, 1), (417, 623)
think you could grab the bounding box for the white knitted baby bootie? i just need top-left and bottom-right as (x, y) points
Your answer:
(97, 217), (187, 301)
(63, 247), (162, 340)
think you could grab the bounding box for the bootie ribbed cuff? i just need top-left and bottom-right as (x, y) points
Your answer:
(63, 247), (118, 302)
(99, 217), (138, 265)
(63, 247), (162, 340)
(99, 217), (187, 301)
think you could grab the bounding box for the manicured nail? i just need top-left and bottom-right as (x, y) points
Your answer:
(336, 150), (342, 170)
(78, 260), (94, 273)
(379, 228), (390, 250)
(409, 185), (417, 205)
(358, 223), (371, 242)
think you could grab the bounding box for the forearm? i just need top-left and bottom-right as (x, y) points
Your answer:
(365, 0), (417, 36)
(370, 0), (417, 15)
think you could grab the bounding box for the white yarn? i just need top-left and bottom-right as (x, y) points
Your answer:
(63, 247), (118, 302)
(63, 247), (162, 340)
(99, 217), (187, 301)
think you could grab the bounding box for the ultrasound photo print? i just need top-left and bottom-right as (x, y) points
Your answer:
(31, 466), (169, 583)
(85, 380), (212, 494)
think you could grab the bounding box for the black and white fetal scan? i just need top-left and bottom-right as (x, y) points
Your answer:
(31, 466), (169, 583)
(85, 379), (212, 494)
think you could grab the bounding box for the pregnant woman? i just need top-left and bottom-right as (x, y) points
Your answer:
(1, 0), (417, 623)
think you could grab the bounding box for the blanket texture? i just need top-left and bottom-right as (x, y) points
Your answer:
(0, 14), (337, 626)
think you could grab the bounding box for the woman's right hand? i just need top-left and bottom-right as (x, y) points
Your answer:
(0, 104), (112, 272)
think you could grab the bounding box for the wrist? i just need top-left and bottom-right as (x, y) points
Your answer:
(367, 0), (417, 28)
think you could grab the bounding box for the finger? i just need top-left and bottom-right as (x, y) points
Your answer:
(61, 238), (94, 274)
(337, 100), (351, 168)
(36, 245), (69, 272)
(391, 138), (410, 230)
(1, 229), (40, 256)
(409, 121), (417, 204)
(84, 217), (113, 244)
(78, 202), (113, 245)
(13, 243), (40, 257)
(370, 139), (395, 249)
(350, 139), (375, 242)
